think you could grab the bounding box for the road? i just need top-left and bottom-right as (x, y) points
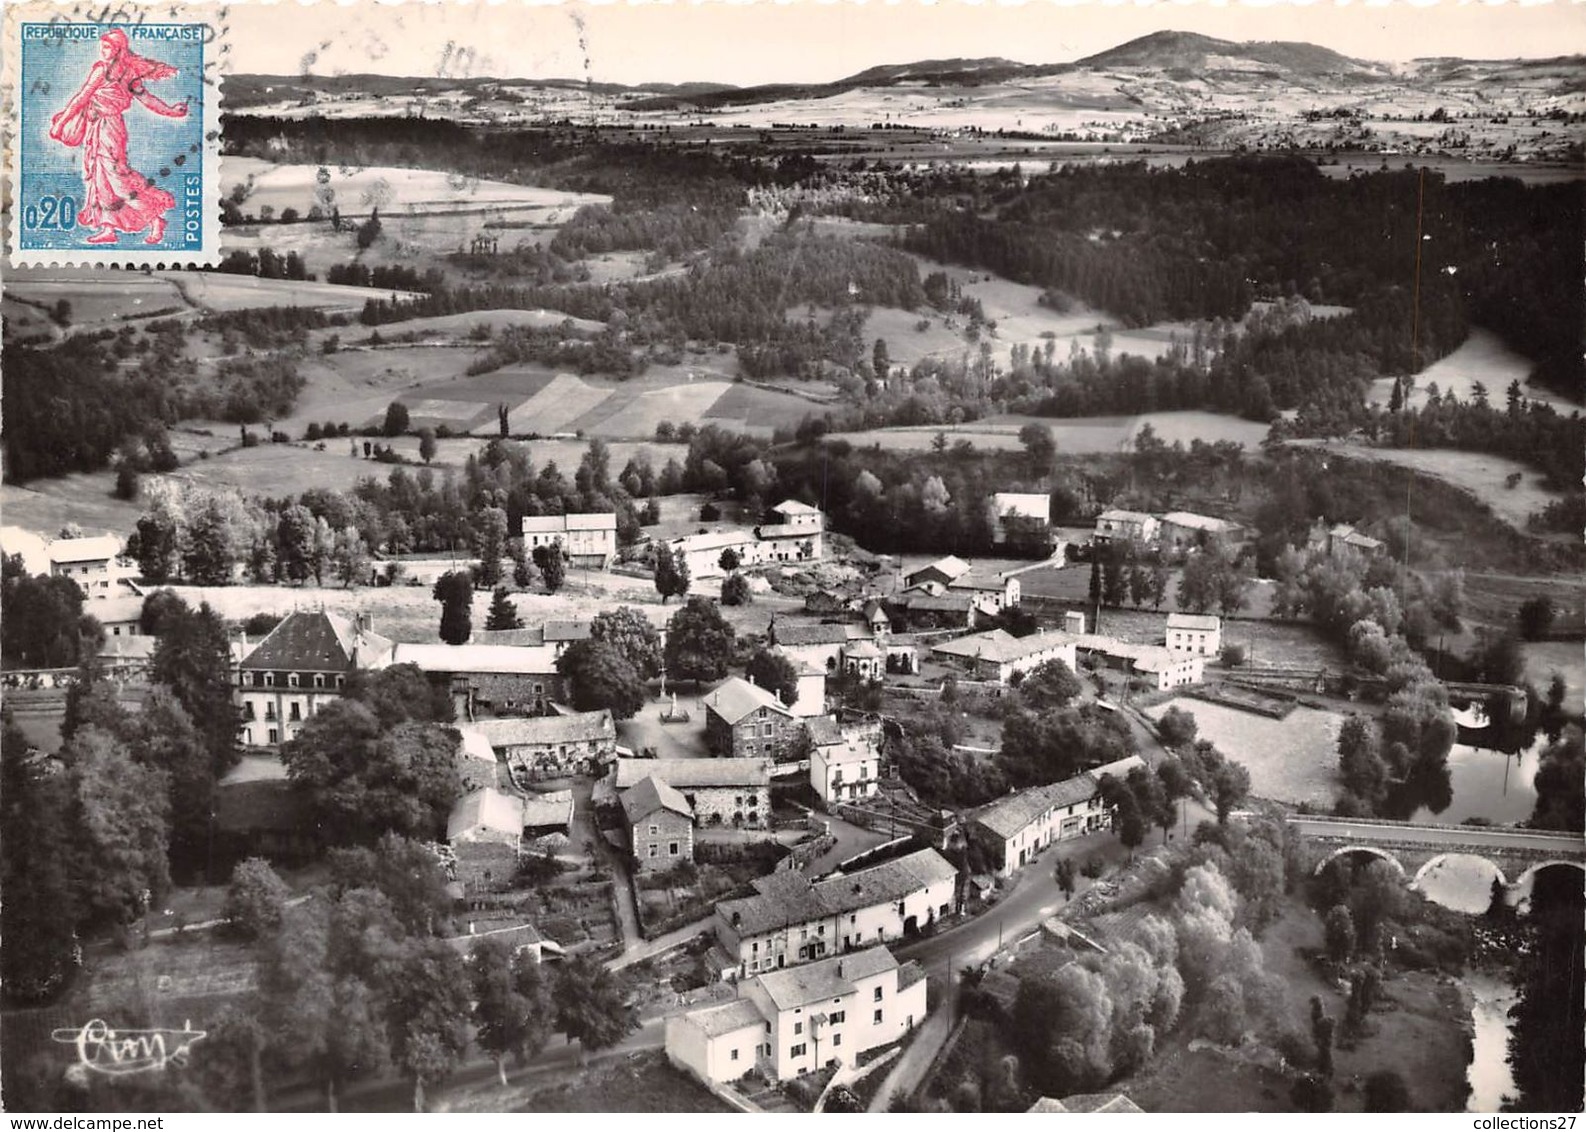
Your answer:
(1290, 816), (1585, 855)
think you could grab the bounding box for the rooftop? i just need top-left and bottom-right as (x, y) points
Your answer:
(472, 711), (616, 748)
(753, 945), (898, 1012)
(772, 500), (822, 517)
(682, 997), (767, 1039)
(49, 535), (124, 563)
(1097, 509), (1156, 525)
(705, 676), (794, 725)
(812, 848), (958, 914)
(773, 621), (869, 647)
(1166, 613), (1222, 632)
(239, 611), (394, 673)
(521, 790), (574, 829)
(455, 727), (499, 764)
(719, 869), (834, 937)
(543, 621), (592, 643)
(905, 555), (971, 582)
(391, 642), (558, 675)
(930, 629), (1075, 666)
(520, 512), (616, 533)
(1161, 511), (1238, 532)
(670, 530), (756, 554)
(447, 787), (524, 841)
(991, 493), (1051, 520)
(805, 716), (844, 748)
(972, 775), (1101, 839)
(613, 757), (772, 790)
(620, 775), (694, 823)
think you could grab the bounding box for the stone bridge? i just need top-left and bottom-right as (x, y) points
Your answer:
(1289, 815), (1584, 905)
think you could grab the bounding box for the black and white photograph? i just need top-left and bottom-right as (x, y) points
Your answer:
(1, 0), (1582, 1117)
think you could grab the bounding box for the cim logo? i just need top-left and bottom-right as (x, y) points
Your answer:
(51, 1019), (207, 1075)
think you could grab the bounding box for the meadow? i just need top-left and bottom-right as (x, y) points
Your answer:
(1145, 697), (1345, 809)
(834, 410), (1269, 454)
(1365, 328), (1580, 413)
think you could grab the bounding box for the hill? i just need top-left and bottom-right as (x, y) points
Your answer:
(1078, 30), (1388, 79)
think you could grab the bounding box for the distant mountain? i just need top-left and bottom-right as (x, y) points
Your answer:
(1078, 30), (1387, 79)
(838, 57), (1034, 85)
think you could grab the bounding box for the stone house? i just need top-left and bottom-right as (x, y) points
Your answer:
(622, 775), (695, 872)
(472, 709), (617, 781)
(703, 676), (801, 761)
(611, 757), (772, 827)
(389, 642), (566, 719)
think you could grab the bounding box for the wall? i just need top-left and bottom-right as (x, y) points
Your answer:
(632, 809), (694, 872)
(685, 785), (771, 827)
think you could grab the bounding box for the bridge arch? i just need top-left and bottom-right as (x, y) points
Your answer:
(1412, 853), (1507, 889)
(1410, 853), (1507, 914)
(1313, 845), (1405, 878)
(1515, 860), (1586, 890)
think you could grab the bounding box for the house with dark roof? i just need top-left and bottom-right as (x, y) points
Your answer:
(622, 775), (695, 872)
(966, 756), (1146, 877)
(807, 717), (883, 807)
(610, 757), (772, 828)
(666, 945), (927, 1084)
(704, 676), (801, 761)
(713, 847), (958, 977)
(235, 611), (394, 746)
(903, 555), (972, 591)
(473, 710), (617, 782)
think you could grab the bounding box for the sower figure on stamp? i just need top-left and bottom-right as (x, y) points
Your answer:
(48, 28), (187, 245)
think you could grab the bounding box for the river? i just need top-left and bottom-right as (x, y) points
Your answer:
(1465, 970), (1520, 1112)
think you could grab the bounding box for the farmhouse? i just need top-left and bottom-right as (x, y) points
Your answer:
(903, 555), (972, 590)
(989, 493), (1054, 547)
(520, 790), (574, 837)
(1068, 633), (1203, 690)
(1309, 520), (1385, 559)
(610, 757), (772, 827)
(1093, 509), (1160, 547)
(1165, 613), (1222, 657)
(666, 944), (927, 1084)
(453, 726), (503, 791)
(1160, 511), (1242, 553)
(92, 594), (145, 639)
(667, 530), (758, 581)
(887, 590), (978, 631)
(519, 512), (618, 569)
(947, 570), (1021, 616)
(390, 642), (564, 718)
(967, 756), (1145, 877)
(622, 775), (695, 872)
(704, 676), (802, 760)
(713, 847), (958, 977)
(930, 629), (1077, 686)
(768, 617), (878, 673)
(807, 716), (883, 807)
(757, 499), (825, 564)
(447, 786), (524, 892)
(236, 611), (394, 747)
(471, 710), (617, 781)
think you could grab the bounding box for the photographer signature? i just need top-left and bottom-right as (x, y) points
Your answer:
(51, 1019), (207, 1075)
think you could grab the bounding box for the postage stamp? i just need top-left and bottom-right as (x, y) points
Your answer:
(6, 2), (223, 267)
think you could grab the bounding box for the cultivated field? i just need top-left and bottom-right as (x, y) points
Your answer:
(4, 270), (190, 328)
(834, 410), (1269, 454)
(166, 270), (422, 314)
(1366, 328), (1581, 413)
(1286, 439), (1568, 535)
(1145, 698), (1345, 809)
(225, 158), (609, 217)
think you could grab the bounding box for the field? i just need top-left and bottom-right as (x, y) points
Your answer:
(1366, 329), (1581, 413)
(165, 271), (421, 314)
(1145, 698), (1345, 809)
(225, 158), (607, 217)
(835, 410), (1269, 455)
(1286, 440), (1568, 537)
(447, 1048), (731, 1114)
(4, 270), (190, 329)
(704, 382), (834, 432)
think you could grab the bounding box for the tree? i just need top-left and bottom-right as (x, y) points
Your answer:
(1363, 1070), (1411, 1112)
(589, 606), (664, 679)
(553, 954), (638, 1061)
(417, 428), (437, 466)
(557, 640), (644, 720)
(356, 208), (383, 251)
(1018, 659), (1081, 711)
(68, 726), (171, 926)
(745, 648), (799, 707)
(1156, 706), (1198, 749)
(1323, 904), (1355, 963)
(1, 716), (81, 1002)
(873, 338), (891, 381)
(654, 542), (690, 603)
(1, 562), (97, 669)
(275, 504), (317, 584)
(1530, 727), (1584, 832)
(283, 705), (462, 846)
(224, 857), (290, 940)
(532, 541), (566, 594)
(433, 571), (474, 645)
(718, 547), (741, 573)
(1018, 422), (1057, 476)
(1209, 760), (1251, 824)
(665, 597), (734, 686)
(1114, 792), (1146, 862)
(1054, 857), (1076, 900)
(344, 663), (455, 728)
(485, 587), (522, 631)
(1518, 596), (1556, 641)
(382, 400), (410, 438)
(470, 936), (552, 1086)
(475, 507), (509, 588)
(331, 526), (369, 588)
(138, 588), (189, 636)
(151, 600), (241, 784)
(721, 573), (753, 606)
(386, 939), (472, 1111)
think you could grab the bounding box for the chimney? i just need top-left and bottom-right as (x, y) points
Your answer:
(355, 612), (373, 634)
(836, 961), (843, 977)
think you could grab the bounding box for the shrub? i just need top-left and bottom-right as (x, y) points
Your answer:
(1220, 643), (1247, 667)
(222, 857), (289, 940)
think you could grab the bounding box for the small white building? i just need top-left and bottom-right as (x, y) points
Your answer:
(989, 493), (1053, 547)
(447, 787), (525, 848)
(779, 652), (828, 718)
(1093, 509), (1159, 547)
(807, 716), (882, 806)
(667, 945), (926, 1084)
(967, 755), (1146, 877)
(1165, 613), (1222, 658)
(47, 535), (127, 597)
(1160, 512), (1241, 553)
(519, 512), (618, 569)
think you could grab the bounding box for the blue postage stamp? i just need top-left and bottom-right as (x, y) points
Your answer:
(9, 6), (222, 266)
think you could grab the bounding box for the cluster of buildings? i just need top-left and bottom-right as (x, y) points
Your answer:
(1092, 509), (1243, 553)
(964, 755), (1145, 876)
(663, 500), (825, 580)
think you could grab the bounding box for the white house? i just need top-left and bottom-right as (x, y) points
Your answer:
(666, 945), (926, 1084)
(713, 848), (958, 977)
(807, 716), (882, 806)
(447, 787), (525, 848)
(46, 535), (128, 597)
(967, 755), (1146, 877)
(778, 651), (828, 717)
(989, 493), (1053, 546)
(1093, 509), (1159, 547)
(519, 513), (618, 569)
(235, 611), (394, 747)
(1067, 633), (1204, 690)
(1165, 613), (1222, 658)
(929, 629), (1077, 685)
(1159, 512), (1241, 553)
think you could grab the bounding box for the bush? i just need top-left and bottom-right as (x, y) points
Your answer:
(700, 502), (722, 522)
(1220, 643), (1247, 667)
(222, 857), (289, 940)
(722, 573), (753, 606)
